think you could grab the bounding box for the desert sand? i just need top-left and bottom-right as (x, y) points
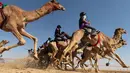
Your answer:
(0, 57), (130, 73)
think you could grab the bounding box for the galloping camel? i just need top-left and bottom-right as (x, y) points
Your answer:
(63, 28), (127, 70)
(38, 39), (80, 70)
(64, 28), (126, 55)
(0, 0), (65, 59)
(77, 39), (127, 72)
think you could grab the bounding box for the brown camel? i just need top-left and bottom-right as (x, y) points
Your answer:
(64, 28), (126, 55)
(77, 39), (127, 72)
(0, 0), (65, 59)
(62, 28), (127, 70)
(39, 39), (80, 70)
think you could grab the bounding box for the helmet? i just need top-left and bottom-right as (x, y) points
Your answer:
(61, 31), (65, 34)
(48, 37), (51, 40)
(57, 25), (61, 28)
(80, 12), (86, 17)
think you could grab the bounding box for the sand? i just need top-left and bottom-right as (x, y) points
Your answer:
(0, 57), (130, 73)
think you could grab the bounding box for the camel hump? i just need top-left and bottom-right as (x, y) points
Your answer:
(2, 5), (25, 17)
(3, 5), (25, 13)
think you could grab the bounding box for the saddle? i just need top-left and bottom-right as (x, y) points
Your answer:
(83, 27), (100, 36)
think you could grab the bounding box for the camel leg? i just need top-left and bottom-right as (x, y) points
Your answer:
(63, 41), (76, 56)
(93, 53), (100, 73)
(19, 28), (38, 60)
(59, 30), (84, 65)
(63, 30), (84, 55)
(0, 29), (26, 53)
(113, 53), (128, 68)
(94, 59), (99, 73)
(109, 53), (127, 68)
(111, 55), (124, 67)
(89, 58), (94, 68)
(50, 42), (58, 59)
(74, 55), (82, 69)
(80, 54), (90, 69)
(69, 51), (75, 70)
(59, 42), (77, 65)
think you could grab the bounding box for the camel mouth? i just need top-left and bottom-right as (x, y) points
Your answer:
(123, 41), (127, 45)
(123, 43), (127, 45)
(6, 41), (9, 44)
(124, 31), (127, 34)
(60, 7), (65, 11)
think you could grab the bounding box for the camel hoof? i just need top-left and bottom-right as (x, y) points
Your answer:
(88, 68), (92, 72)
(123, 66), (129, 68)
(95, 70), (99, 73)
(0, 47), (8, 54)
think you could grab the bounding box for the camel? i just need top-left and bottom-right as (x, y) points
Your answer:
(37, 38), (82, 70)
(48, 40), (92, 70)
(77, 39), (127, 72)
(47, 40), (74, 69)
(64, 28), (126, 55)
(62, 28), (128, 70)
(0, 0), (65, 59)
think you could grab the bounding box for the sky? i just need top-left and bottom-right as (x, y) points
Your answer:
(1, 0), (130, 67)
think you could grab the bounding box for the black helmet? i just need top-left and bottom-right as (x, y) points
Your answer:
(57, 25), (61, 28)
(48, 37), (51, 40)
(80, 12), (86, 17)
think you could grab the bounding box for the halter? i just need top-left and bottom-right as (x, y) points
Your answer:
(91, 34), (101, 47)
(35, 10), (41, 17)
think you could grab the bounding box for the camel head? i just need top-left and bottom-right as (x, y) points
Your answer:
(49, 0), (65, 11)
(115, 28), (127, 35)
(119, 39), (127, 45)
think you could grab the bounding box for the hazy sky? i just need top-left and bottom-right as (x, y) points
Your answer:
(1, 0), (130, 66)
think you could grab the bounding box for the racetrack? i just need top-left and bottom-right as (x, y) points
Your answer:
(0, 57), (130, 73)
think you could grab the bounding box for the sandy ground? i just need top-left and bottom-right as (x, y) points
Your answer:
(0, 57), (130, 73)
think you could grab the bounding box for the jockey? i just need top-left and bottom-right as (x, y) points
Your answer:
(0, 2), (3, 9)
(79, 12), (99, 39)
(28, 49), (33, 57)
(0, 2), (7, 8)
(54, 25), (70, 41)
(39, 37), (52, 49)
(44, 37), (52, 46)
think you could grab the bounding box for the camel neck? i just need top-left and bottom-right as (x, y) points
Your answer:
(113, 33), (122, 42)
(23, 2), (56, 22)
(113, 42), (123, 51)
